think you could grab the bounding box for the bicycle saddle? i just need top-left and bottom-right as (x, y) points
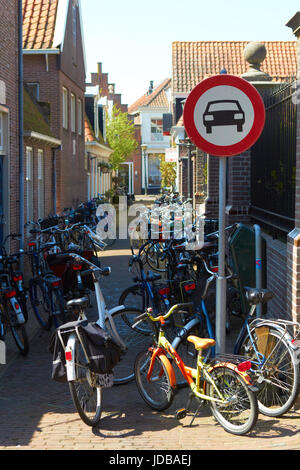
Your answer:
(244, 287), (274, 305)
(187, 336), (216, 351)
(66, 297), (89, 310)
(146, 271), (161, 282)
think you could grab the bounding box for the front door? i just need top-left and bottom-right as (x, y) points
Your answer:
(118, 162), (134, 194)
(148, 154), (161, 192)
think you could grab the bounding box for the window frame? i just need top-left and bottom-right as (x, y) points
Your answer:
(78, 98), (82, 135)
(71, 93), (76, 133)
(62, 87), (68, 130)
(150, 118), (164, 142)
(37, 149), (45, 220)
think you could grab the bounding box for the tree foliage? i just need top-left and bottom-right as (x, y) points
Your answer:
(159, 153), (177, 189)
(106, 105), (138, 170)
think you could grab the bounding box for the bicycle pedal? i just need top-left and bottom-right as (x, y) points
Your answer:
(175, 408), (187, 420)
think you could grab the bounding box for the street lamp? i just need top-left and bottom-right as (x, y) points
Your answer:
(141, 144), (148, 195)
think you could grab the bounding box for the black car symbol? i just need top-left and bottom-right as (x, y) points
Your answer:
(203, 100), (245, 134)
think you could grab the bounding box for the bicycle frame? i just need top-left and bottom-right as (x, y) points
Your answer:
(63, 254), (127, 382)
(148, 327), (252, 405)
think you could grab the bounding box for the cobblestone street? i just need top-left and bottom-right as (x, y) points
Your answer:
(0, 239), (299, 451)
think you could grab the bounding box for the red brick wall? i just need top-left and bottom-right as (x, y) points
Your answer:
(23, 24), (87, 213)
(0, 0), (19, 236)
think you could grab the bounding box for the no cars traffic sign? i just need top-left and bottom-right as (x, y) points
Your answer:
(183, 74), (265, 157)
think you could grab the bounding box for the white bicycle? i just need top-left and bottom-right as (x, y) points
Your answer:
(55, 253), (148, 426)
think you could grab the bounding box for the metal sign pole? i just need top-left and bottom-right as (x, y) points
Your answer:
(216, 157), (227, 354)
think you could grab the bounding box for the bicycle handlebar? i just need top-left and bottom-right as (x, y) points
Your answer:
(132, 303), (194, 328)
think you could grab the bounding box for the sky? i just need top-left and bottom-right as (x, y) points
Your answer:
(80, 0), (299, 107)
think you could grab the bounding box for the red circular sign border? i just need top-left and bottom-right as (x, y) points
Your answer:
(183, 75), (266, 157)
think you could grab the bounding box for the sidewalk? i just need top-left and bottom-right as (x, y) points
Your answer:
(0, 239), (299, 451)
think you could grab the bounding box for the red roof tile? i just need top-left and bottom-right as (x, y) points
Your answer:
(172, 41), (298, 93)
(128, 78), (171, 114)
(22, 0), (59, 49)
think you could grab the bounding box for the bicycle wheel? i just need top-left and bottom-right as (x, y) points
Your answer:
(134, 349), (174, 410)
(145, 242), (167, 273)
(69, 340), (102, 427)
(206, 365), (258, 435)
(238, 328), (300, 417)
(119, 285), (148, 312)
(104, 308), (153, 385)
(10, 324), (29, 356)
(29, 278), (51, 330)
(50, 288), (66, 328)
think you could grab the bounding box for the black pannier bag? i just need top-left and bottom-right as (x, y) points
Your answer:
(49, 320), (123, 385)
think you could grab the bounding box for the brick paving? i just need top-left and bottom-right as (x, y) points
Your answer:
(0, 237), (299, 451)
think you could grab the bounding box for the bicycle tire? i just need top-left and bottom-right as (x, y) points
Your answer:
(145, 242), (168, 273)
(206, 365), (258, 435)
(238, 327), (300, 417)
(50, 288), (66, 328)
(69, 341), (102, 427)
(29, 278), (52, 330)
(10, 324), (29, 356)
(119, 285), (148, 312)
(134, 349), (175, 410)
(104, 307), (153, 385)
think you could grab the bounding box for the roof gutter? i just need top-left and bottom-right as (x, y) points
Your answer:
(22, 49), (60, 54)
(23, 131), (62, 147)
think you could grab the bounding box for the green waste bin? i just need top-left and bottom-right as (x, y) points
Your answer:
(228, 224), (266, 316)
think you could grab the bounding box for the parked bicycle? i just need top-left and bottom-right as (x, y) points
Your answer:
(171, 257), (300, 417)
(0, 255), (29, 356)
(51, 253), (149, 386)
(133, 303), (259, 435)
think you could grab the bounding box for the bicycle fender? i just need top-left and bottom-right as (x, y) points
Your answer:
(65, 334), (77, 382)
(108, 305), (126, 315)
(148, 348), (176, 389)
(208, 362), (253, 387)
(250, 321), (297, 351)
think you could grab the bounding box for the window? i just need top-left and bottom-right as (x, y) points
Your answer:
(78, 99), (82, 135)
(62, 87), (68, 129)
(148, 154), (161, 186)
(26, 147), (33, 222)
(26, 83), (40, 101)
(37, 150), (44, 220)
(71, 93), (76, 133)
(0, 113), (3, 151)
(151, 119), (163, 141)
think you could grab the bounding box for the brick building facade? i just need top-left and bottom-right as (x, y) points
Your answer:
(22, 0), (87, 213)
(0, 0), (19, 244)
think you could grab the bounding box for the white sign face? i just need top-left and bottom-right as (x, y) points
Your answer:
(193, 85), (255, 147)
(165, 148), (178, 162)
(183, 75), (265, 157)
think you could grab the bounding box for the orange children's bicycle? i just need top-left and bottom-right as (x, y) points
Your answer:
(133, 303), (259, 436)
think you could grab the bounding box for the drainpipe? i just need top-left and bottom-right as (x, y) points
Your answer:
(18, 0), (24, 259)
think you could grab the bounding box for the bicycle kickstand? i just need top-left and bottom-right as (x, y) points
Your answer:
(175, 392), (204, 426)
(187, 392), (204, 427)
